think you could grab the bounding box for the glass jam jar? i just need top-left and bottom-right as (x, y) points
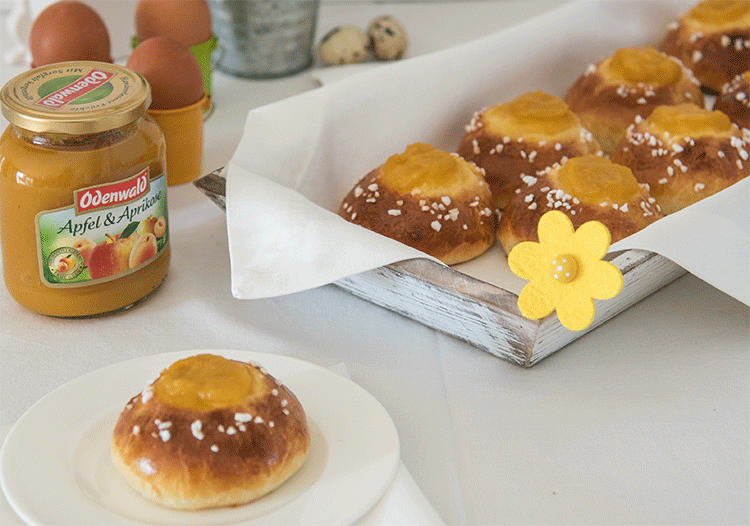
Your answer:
(0, 61), (170, 317)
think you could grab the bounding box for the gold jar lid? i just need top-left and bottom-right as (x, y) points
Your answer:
(0, 61), (151, 135)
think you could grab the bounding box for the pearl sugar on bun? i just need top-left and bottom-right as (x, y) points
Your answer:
(111, 354), (311, 510)
(339, 143), (497, 265)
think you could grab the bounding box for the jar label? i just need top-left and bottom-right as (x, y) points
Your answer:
(35, 68), (117, 109)
(35, 170), (169, 288)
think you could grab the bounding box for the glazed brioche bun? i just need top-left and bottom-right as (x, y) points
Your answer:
(498, 155), (663, 255)
(610, 103), (750, 215)
(111, 354), (311, 510)
(339, 143), (497, 265)
(714, 72), (750, 131)
(661, 0), (750, 93)
(565, 46), (704, 155)
(456, 91), (601, 210)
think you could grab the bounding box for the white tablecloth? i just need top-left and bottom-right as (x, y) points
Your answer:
(1, 2), (748, 525)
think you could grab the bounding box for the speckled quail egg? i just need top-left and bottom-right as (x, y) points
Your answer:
(367, 15), (407, 61)
(318, 25), (370, 66)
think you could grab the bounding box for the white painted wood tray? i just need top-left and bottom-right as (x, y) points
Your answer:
(195, 169), (686, 367)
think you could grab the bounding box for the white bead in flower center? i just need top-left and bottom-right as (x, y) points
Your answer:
(551, 254), (579, 283)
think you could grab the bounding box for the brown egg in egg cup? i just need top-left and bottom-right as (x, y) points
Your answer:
(127, 37), (209, 185)
(133, 0), (217, 99)
(29, 1), (113, 67)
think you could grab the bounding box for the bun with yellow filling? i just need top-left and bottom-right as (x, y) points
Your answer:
(498, 155), (663, 254)
(610, 103), (750, 214)
(339, 143), (497, 265)
(661, 0), (750, 93)
(714, 72), (750, 131)
(565, 46), (704, 155)
(111, 354), (310, 510)
(456, 91), (601, 210)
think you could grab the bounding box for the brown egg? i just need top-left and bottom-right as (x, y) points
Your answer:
(29, 1), (112, 67)
(135, 0), (212, 47)
(126, 36), (204, 110)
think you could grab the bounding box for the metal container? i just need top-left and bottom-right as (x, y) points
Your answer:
(208, 0), (320, 79)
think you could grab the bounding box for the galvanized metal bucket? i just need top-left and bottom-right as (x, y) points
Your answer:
(208, 0), (320, 79)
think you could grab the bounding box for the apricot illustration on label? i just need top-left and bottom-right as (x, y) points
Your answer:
(48, 247), (85, 280)
(35, 172), (168, 287)
(86, 218), (168, 279)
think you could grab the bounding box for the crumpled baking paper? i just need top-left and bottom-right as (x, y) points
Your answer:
(226, 0), (748, 306)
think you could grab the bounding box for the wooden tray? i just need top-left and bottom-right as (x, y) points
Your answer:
(195, 168), (686, 367)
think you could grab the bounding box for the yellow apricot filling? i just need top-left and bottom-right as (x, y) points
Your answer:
(647, 103), (733, 137)
(688, 0), (750, 26)
(484, 91), (579, 139)
(154, 354), (257, 411)
(381, 142), (477, 196)
(555, 155), (640, 206)
(604, 46), (681, 85)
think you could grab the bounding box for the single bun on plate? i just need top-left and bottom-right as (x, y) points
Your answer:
(339, 142), (497, 265)
(714, 71), (750, 131)
(456, 91), (601, 210)
(610, 103), (750, 215)
(498, 155), (663, 254)
(565, 46), (704, 155)
(111, 354), (310, 510)
(661, 0), (750, 93)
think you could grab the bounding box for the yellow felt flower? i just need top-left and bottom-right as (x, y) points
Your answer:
(507, 210), (623, 331)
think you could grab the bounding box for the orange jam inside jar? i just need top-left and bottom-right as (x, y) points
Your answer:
(0, 61), (170, 317)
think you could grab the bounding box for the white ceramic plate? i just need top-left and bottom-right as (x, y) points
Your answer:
(0, 350), (401, 525)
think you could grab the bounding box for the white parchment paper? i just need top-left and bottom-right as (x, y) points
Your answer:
(226, 0), (748, 305)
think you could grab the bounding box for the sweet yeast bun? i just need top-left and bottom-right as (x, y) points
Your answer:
(661, 0), (750, 93)
(610, 103), (750, 215)
(498, 155), (663, 255)
(339, 142), (497, 265)
(456, 91), (601, 210)
(565, 46), (704, 155)
(714, 71), (750, 131)
(111, 354), (310, 510)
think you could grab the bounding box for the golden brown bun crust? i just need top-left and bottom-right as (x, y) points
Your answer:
(339, 162), (497, 265)
(610, 119), (750, 215)
(456, 111), (600, 210)
(661, 14), (750, 93)
(497, 163), (663, 255)
(714, 73), (750, 131)
(565, 55), (704, 155)
(111, 360), (310, 510)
